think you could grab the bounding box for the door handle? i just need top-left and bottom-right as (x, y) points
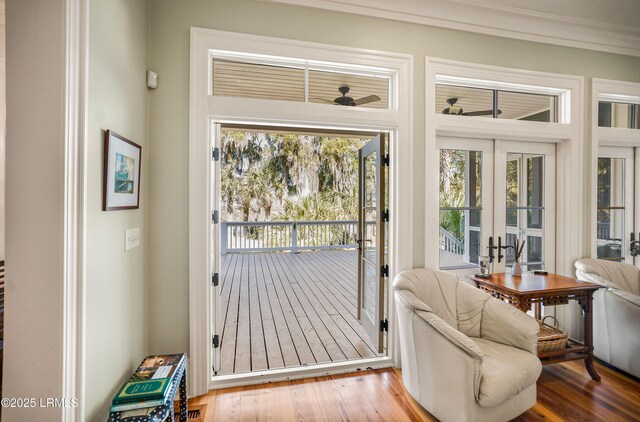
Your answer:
(630, 232), (640, 257)
(497, 236), (513, 263)
(487, 236), (497, 262)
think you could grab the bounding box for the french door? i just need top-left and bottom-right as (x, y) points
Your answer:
(596, 147), (638, 264)
(438, 138), (556, 274)
(357, 133), (387, 353)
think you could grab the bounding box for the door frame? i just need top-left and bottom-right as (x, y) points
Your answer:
(493, 140), (556, 273)
(436, 138), (556, 274)
(426, 58), (583, 279)
(190, 28), (413, 394)
(590, 79), (640, 260)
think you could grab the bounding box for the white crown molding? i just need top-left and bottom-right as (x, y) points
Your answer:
(265, 0), (640, 57)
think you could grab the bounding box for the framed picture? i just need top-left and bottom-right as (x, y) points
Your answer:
(103, 130), (142, 211)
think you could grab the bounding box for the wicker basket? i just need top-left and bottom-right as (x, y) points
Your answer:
(537, 315), (568, 354)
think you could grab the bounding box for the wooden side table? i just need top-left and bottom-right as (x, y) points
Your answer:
(468, 272), (604, 381)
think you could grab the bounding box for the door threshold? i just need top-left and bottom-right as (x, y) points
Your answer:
(209, 356), (393, 390)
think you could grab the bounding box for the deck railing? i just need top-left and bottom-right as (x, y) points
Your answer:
(439, 227), (464, 255)
(221, 220), (362, 254)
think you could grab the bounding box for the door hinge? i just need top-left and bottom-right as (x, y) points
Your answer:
(212, 273), (219, 287)
(382, 209), (389, 222)
(212, 147), (220, 161)
(380, 264), (389, 278)
(212, 210), (219, 224)
(382, 154), (389, 166)
(380, 319), (388, 332)
(212, 334), (220, 348)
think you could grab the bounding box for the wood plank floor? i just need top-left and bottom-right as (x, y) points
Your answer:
(219, 250), (380, 375)
(192, 360), (640, 421)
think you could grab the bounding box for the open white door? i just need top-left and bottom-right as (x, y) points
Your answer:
(357, 133), (387, 353)
(211, 122), (222, 374)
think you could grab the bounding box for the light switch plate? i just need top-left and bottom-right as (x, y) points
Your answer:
(125, 227), (140, 251)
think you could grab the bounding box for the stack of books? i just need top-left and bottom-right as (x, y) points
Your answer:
(110, 354), (186, 414)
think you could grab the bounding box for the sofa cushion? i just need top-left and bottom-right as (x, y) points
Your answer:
(472, 338), (542, 408)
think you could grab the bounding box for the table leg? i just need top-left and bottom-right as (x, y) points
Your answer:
(179, 371), (188, 422)
(534, 303), (542, 320)
(582, 292), (601, 382)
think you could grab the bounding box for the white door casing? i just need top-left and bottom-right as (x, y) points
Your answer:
(190, 28), (413, 394)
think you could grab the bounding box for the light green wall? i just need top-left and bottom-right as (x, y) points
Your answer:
(147, 0), (640, 354)
(86, 0), (149, 419)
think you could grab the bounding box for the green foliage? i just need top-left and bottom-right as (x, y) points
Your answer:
(439, 192), (464, 240)
(221, 131), (366, 221)
(439, 149), (468, 240)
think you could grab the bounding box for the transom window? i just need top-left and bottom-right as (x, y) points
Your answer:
(435, 83), (558, 122)
(598, 99), (640, 129)
(210, 53), (393, 109)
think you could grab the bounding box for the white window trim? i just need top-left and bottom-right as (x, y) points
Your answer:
(425, 57), (584, 279)
(590, 79), (640, 259)
(189, 28), (413, 396)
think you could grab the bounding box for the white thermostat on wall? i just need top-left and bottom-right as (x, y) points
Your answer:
(147, 70), (158, 89)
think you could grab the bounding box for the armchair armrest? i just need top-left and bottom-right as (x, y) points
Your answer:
(609, 288), (640, 308)
(414, 309), (484, 361)
(575, 271), (620, 290)
(480, 298), (539, 355)
(394, 289), (432, 313)
(395, 288), (483, 360)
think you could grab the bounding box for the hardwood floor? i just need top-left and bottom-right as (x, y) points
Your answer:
(191, 360), (640, 421)
(219, 250), (380, 375)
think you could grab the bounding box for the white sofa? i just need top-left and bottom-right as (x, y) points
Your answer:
(575, 258), (640, 378)
(393, 268), (541, 422)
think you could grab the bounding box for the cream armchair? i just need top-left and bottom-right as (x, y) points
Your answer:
(393, 268), (541, 422)
(575, 258), (640, 378)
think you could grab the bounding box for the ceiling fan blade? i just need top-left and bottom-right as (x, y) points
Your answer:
(311, 98), (338, 104)
(462, 109), (503, 116)
(353, 95), (381, 106)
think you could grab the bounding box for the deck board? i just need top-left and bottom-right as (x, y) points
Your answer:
(218, 250), (380, 375)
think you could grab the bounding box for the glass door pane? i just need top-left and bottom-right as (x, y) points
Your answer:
(439, 149), (483, 269)
(504, 153), (545, 270)
(597, 147), (634, 263)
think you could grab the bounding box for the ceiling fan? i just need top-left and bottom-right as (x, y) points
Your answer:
(314, 86), (381, 107)
(441, 97), (502, 116)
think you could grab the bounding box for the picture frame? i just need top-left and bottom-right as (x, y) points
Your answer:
(103, 130), (142, 211)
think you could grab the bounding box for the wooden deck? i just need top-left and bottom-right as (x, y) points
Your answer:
(219, 250), (380, 375)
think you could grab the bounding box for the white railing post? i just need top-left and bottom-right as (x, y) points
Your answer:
(221, 222), (228, 255)
(292, 222), (298, 252)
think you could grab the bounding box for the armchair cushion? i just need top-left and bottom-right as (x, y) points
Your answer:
(481, 298), (540, 355)
(473, 338), (542, 408)
(455, 279), (539, 354)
